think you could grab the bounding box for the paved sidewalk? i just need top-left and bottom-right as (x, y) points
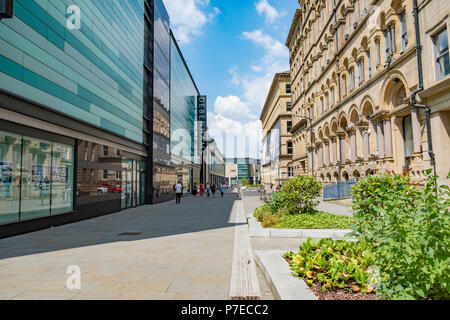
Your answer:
(316, 198), (353, 217)
(0, 193), (241, 300)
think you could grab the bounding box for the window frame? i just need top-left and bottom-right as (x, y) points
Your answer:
(433, 27), (450, 80)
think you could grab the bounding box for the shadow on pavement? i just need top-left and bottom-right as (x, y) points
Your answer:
(0, 192), (245, 260)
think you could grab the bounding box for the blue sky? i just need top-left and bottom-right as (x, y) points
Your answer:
(163, 0), (300, 159)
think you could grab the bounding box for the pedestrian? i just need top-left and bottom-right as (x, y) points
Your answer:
(199, 183), (204, 197)
(211, 183), (216, 198)
(192, 183), (198, 197)
(206, 183), (211, 198)
(175, 181), (183, 204)
(220, 183), (225, 197)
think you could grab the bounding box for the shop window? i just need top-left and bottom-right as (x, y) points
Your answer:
(50, 143), (74, 215)
(0, 131), (75, 223)
(0, 130), (21, 224)
(20, 137), (53, 221)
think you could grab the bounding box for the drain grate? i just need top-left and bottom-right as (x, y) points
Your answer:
(118, 232), (142, 236)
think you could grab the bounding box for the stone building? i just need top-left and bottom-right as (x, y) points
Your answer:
(286, 0), (450, 185)
(260, 72), (294, 188)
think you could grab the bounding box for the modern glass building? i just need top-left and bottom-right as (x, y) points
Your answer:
(0, 0), (207, 237)
(170, 31), (201, 191)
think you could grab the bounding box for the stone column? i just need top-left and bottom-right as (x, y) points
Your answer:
(362, 129), (370, 161)
(324, 139), (330, 166)
(377, 119), (385, 159)
(348, 127), (357, 163)
(411, 108), (422, 154)
(383, 116), (393, 158)
(336, 131), (347, 163)
(331, 136), (338, 165)
(317, 143), (323, 168)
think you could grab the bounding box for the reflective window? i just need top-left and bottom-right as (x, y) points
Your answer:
(0, 131), (22, 224)
(50, 143), (74, 215)
(20, 137), (52, 220)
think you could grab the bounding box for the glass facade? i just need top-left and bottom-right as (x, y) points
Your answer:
(170, 32), (201, 191)
(151, 0), (176, 204)
(0, 130), (74, 225)
(170, 35), (199, 164)
(0, 0), (145, 142)
(77, 140), (145, 215)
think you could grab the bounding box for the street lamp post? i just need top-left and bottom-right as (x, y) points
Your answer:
(292, 115), (314, 177)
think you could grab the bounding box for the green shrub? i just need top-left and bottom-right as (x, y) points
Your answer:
(241, 178), (249, 186)
(352, 170), (450, 300)
(285, 238), (376, 293)
(262, 191), (286, 214)
(261, 175), (321, 215)
(273, 211), (354, 229)
(278, 175), (321, 214)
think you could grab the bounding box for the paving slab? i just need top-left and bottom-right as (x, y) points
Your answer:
(0, 193), (239, 300)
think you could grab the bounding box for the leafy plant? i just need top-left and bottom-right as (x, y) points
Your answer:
(284, 238), (376, 293)
(278, 175), (321, 214)
(352, 170), (450, 300)
(261, 175), (321, 215)
(273, 211), (354, 229)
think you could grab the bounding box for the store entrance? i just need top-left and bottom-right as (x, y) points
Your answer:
(121, 159), (145, 210)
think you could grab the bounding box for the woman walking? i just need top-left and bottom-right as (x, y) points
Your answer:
(199, 183), (204, 197)
(220, 183), (225, 197)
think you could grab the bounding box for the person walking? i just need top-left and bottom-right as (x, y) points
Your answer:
(211, 183), (216, 198)
(220, 183), (225, 197)
(175, 181), (183, 204)
(206, 183), (211, 198)
(192, 183), (198, 197)
(199, 183), (204, 197)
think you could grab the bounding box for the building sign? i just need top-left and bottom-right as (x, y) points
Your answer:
(197, 96), (207, 151)
(0, 0), (14, 19)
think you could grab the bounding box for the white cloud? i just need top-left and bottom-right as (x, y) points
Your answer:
(236, 30), (290, 108)
(164, 0), (220, 44)
(255, 0), (279, 24)
(241, 30), (288, 61)
(214, 95), (256, 121)
(207, 113), (262, 159)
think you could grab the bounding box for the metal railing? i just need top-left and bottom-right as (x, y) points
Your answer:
(323, 179), (358, 200)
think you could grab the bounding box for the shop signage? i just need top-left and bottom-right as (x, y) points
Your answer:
(197, 96), (207, 151)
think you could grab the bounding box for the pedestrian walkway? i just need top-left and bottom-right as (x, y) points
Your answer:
(0, 193), (242, 300)
(316, 197), (353, 217)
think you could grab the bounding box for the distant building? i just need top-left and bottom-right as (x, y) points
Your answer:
(260, 72), (293, 188)
(225, 158), (261, 186)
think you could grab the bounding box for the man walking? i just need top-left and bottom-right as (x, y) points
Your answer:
(175, 181), (183, 204)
